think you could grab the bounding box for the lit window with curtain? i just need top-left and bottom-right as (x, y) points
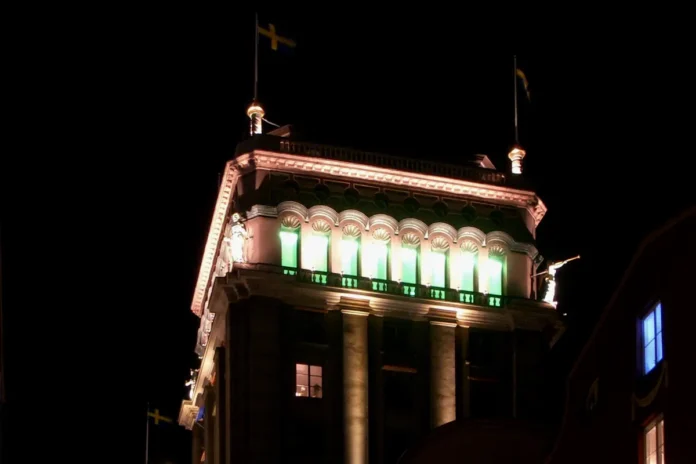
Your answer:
(642, 302), (664, 374)
(341, 238), (359, 275)
(363, 228), (390, 280)
(341, 224), (362, 276)
(280, 226), (299, 272)
(401, 246), (418, 284)
(307, 234), (329, 272)
(487, 255), (503, 295)
(306, 220), (332, 272)
(460, 250), (476, 292)
(644, 418), (665, 464)
(429, 251), (446, 287)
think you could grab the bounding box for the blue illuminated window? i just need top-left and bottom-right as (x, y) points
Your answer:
(641, 302), (663, 374)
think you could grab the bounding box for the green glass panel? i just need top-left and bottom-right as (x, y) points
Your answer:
(341, 239), (359, 276)
(460, 252), (475, 292)
(401, 247), (418, 284)
(487, 257), (503, 295)
(280, 230), (298, 268)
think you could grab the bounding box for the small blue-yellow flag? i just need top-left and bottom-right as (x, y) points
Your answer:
(258, 23), (296, 51)
(516, 68), (530, 101)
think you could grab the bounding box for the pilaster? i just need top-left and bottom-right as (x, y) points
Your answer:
(340, 297), (370, 464)
(427, 308), (457, 428)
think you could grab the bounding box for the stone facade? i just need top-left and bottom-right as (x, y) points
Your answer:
(180, 135), (560, 463)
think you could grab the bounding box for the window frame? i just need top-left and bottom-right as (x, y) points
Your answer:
(295, 363), (324, 399)
(279, 226), (300, 270)
(639, 301), (664, 375)
(643, 415), (665, 464)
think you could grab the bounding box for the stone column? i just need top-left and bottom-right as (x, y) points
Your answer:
(342, 308), (369, 464)
(459, 326), (471, 418)
(430, 321), (457, 428)
(214, 347), (226, 464)
(203, 386), (216, 464)
(192, 422), (203, 464)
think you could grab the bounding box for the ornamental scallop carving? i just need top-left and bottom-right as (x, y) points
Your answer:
(461, 240), (479, 254)
(401, 232), (421, 247)
(372, 228), (391, 243)
(342, 224), (362, 238)
(488, 244), (506, 258)
(312, 220), (332, 234)
(280, 215), (301, 229)
(430, 236), (450, 252)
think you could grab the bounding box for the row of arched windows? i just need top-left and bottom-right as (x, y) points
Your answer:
(278, 215), (506, 296)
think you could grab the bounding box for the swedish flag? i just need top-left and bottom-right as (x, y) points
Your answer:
(516, 68), (530, 101)
(258, 23), (296, 52)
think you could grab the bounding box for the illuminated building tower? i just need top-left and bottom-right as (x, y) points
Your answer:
(177, 129), (561, 463)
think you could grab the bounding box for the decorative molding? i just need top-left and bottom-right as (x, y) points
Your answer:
(342, 224), (362, 238)
(373, 228), (391, 242)
(277, 201), (309, 221)
(191, 153), (547, 317)
(339, 209), (369, 229)
(488, 244), (507, 257)
(398, 218), (428, 236)
(308, 205), (339, 225)
(191, 162), (237, 316)
(246, 204), (278, 219)
(461, 240), (479, 254)
(457, 226), (486, 245)
(402, 232), (421, 247)
(428, 222), (457, 243)
(311, 219), (332, 234)
(486, 231), (515, 249)
(280, 215), (301, 229)
(248, 151), (547, 224)
(178, 400), (199, 430)
(368, 214), (399, 232)
(430, 236), (450, 252)
(511, 242), (540, 260)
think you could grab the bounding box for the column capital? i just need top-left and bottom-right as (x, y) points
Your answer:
(426, 307), (458, 326)
(341, 309), (370, 317)
(337, 295), (371, 317)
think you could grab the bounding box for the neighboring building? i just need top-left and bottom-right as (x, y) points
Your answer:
(177, 111), (561, 463)
(547, 207), (696, 464)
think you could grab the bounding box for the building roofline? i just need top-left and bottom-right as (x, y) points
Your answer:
(190, 147), (547, 317)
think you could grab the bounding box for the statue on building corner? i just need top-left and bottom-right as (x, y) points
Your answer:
(228, 212), (248, 264)
(185, 368), (198, 399)
(536, 255), (581, 307)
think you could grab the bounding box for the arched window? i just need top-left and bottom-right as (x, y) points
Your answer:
(363, 228), (390, 280)
(460, 241), (479, 293)
(279, 216), (301, 275)
(428, 236), (450, 289)
(307, 220), (332, 272)
(341, 224), (361, 276)
(486, 245), (505, 297)
(401, 232), (420, 285)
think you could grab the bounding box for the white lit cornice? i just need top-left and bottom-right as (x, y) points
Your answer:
(190, 150), (547, 316)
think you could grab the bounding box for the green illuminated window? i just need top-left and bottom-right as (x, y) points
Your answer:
(280, 229), (299, 269)
(341, 239), (359, 276)
(487, 257), (503, 295)
(460, 252), (476, 292)
(429, 251), (446, 287)
(401, 246), (418, 284)
(307, 234), (329, 272)
(364, 242), (388, 279)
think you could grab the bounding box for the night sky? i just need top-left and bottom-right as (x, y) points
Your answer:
(2, 8), (694, 463)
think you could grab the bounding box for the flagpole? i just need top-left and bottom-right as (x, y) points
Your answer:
(513, 54), (519, 144)
(254, 12), (259, 101)
(145, 403), (150, 464)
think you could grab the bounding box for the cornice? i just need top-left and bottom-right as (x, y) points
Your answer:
(191, 149), (547, 316)
(247, 150), (547, 223)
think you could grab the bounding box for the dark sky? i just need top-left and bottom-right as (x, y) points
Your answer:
(3, 8), (694, 463)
